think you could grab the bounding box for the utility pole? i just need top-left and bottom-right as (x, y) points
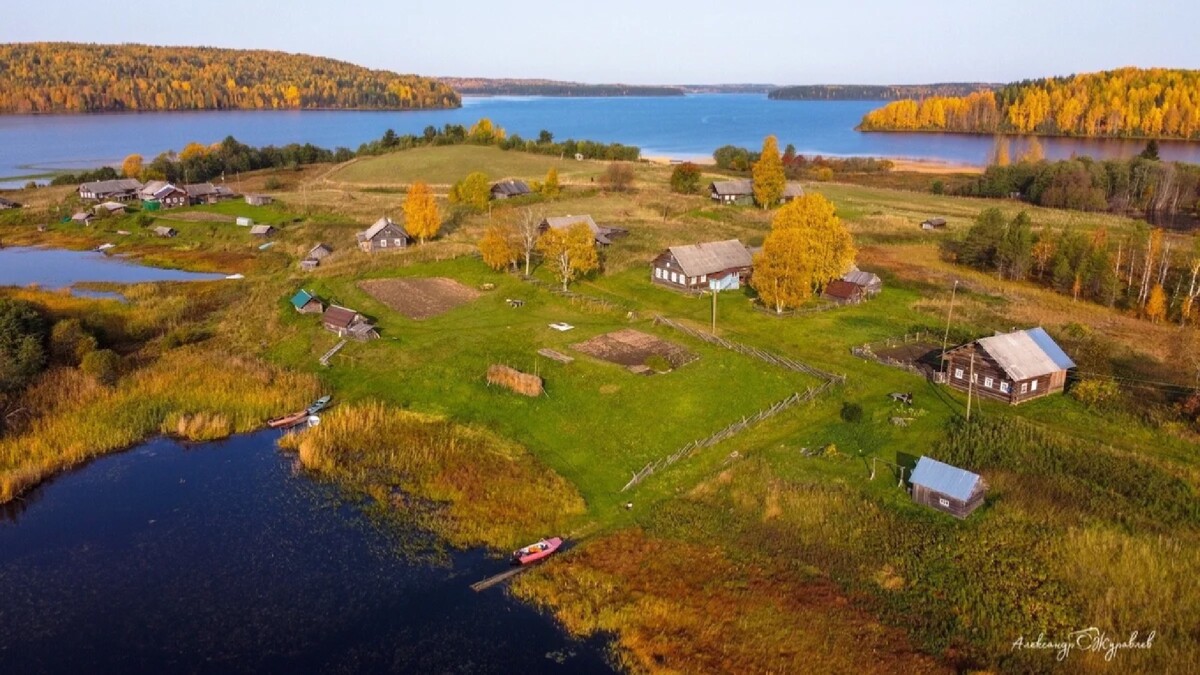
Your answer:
(940, 280), (959, 377)
(966, 352), (976, 421)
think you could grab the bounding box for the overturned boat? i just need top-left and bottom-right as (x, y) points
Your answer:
(511, 537), (563, 565)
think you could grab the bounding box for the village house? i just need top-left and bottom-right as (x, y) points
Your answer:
(822, 279), (866, 305)
(140, 181), (189, 209)
(942, 327), (1076, 405)
(322, 305), (379, 341)
(245, 194), (274, 206)
(651, 239), (753, 292)
(153, 226), (177, 238)
(93, 201), (127, 216)
(708, 179), (803, 206)
(909, 456), (987, 519)
(290, 289), (324, 314)
(300, 243), (332, 270)
(78, 178), (143, 202)
(539, 215), (627, 246)
(0, 196), (21, 210)
(356, 217), (411, 252)
(490, 179), (532, 200)
(70, 211), (94, 225)
(921, 217), (947, 230)
(842, 268), (883, 296)
(250, 224), (276, 237)
(183, 183), (237, 205)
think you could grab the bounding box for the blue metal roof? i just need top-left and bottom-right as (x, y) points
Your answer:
(290, 289), (314, 309)
(1025, 327), (1076, 370)
(910, 456), (981, 501)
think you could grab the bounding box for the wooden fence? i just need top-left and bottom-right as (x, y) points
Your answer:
(621, 384), (832, 492)
(652, 315), (845, 383)
(518, 275), (628, 313)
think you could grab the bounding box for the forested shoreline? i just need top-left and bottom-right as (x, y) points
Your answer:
(859, 68), (1200, 140)
(0, 43), (460, 113)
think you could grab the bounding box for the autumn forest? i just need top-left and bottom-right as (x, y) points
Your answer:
(859, 68), (1200, 140)
(0, 43), (461, 113)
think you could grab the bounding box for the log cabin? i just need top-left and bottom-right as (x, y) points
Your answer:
(909, 456), (986, 518)
(356, 217), (411, 252)
(651, 239), (753, 292)
(78, 178), (143, 202)
(942, 327), (1075, 405)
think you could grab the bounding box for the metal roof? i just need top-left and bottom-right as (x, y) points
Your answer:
(79, 178), (143, 194)
(250, 224), (274, 235)
(490, 180), (531, 196)
(323, 305), (358, 328)
(823, 279), (863, 300)
(842, 269), (881, 288)
(710, 179), (753, 196)
(359, 216), (407, 241)
(976, 327), (1075, 380)
(291, 289), (314, 309)
(910, 456), (981, 501)
(666, 239), (753, 277)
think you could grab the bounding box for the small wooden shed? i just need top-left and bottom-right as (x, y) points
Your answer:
(822, 279), (866, 305)
(250, 224), (276, 237)
(245, 194), (274, 206)
(291, 289), (324, 314)
(909, 456), (986, 518)
(153, 226), (178, 238)
(921, 217), (947, 230)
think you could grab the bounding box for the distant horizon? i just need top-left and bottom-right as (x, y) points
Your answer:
(4, 1), (1198, 84)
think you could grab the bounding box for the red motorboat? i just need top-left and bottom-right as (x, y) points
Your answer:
(512, 537), (563, 565)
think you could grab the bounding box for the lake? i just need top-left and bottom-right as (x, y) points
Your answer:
(0, 431), (614, 673)
(0, 246), (226, 296)
(3, 95), (1198, 184)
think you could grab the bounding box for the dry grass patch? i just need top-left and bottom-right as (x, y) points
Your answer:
(358, 276), (481, 319)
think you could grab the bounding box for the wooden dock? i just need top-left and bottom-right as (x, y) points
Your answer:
(470, 565), (529, 592)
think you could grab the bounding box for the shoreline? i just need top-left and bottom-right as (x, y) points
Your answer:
(644, 154), (983, 174)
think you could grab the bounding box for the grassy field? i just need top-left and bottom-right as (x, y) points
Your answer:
(329, 145), (604, 186)
(2, 145), (1198, 673)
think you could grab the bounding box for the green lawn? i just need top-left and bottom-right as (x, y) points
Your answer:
(330, 145), (603, 185)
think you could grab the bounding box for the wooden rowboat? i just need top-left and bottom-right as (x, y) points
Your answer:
(267, 410), (308, 429)
(511, 537), (563, 565)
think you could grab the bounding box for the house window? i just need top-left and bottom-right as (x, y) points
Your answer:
(971, 373), (978, 383)
(394, 239), (404, 246)
(938, 498), (950, 508)
(999, 382), (1010, 394)
(1020, 382), (1028, 394)
(700, 274), (707, 283)
(655, 268), (663, 279)
(379, 239), (387, 248)
(954, 368), (964, 379)
(983, 377), (993, 388)
(1031, 380), (1038, 391)
(671, 272), (679, 283)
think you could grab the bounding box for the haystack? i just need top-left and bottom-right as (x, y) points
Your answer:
(487, 364), (544, 397)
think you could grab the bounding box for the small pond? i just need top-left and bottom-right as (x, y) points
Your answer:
(0, 246), (226, 296)
(0, 432), (614, 673)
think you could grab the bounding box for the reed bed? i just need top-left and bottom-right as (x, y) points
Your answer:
(0, 346), (316, 502)
(278, 401), (585, 549)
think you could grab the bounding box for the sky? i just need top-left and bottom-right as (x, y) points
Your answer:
(4, 1), (1199, 85)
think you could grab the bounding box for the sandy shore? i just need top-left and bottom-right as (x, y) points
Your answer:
(645, 154), (982, 174)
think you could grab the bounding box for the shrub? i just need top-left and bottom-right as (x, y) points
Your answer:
(600, 163), (635, 192)
(931, 179), (945, 194)
(644, 355), (672, 373)
(49, 319), (97, 365)
(448, 171), (491, 213)
(263, 176), (283, 190)
(0, 298), (48, 394)
(80, 349), (121, 386)
(840, 401), (864, 423)
(1070, 378), (1121, 409)
(815, 167), (834, 181)
(669, 162), (702, 194)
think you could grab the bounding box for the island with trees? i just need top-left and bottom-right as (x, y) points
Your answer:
(438, 77), (685, 97)
(768, 83), (996, 101)
(858, 67), (1200, 139)
(0, 43), (460, 113)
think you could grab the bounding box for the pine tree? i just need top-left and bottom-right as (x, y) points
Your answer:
(403, 181), (441, 243)
(752, 135), (786, 208)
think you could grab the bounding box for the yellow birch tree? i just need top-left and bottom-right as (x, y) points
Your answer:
(479, 223), (519, 271)
(122, 154), (144, 178)
(536, 223), (599, 290)
(752, 135), (786, 208)
(403, 181), (441, 243)
(751, 194), (856, 313)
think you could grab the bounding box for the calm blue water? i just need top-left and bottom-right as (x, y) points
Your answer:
(0, 246), (225, 294)
(3, 95), (1198, 184)
(0, 432), (613, 674)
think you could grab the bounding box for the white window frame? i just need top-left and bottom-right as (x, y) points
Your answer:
(1031, 380), (1038, 391)
(379, 239), (387, 248)
(394, 238), (404, 246)
(984, 377), (994, 389)
(700, 274), (707, 283)
(1020, 382), (1029, 394)
(938, 498), (951, 508)
(999, 381), (1010, 394)
(655, 268), (663, 279)
(971, 373), (978, 383)
(954, 368), (964, 380)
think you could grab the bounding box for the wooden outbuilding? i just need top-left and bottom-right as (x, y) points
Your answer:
(290, 289), (324, 314)
(709, 179), (803, 206)
(490, 179), (532, 200)
(183, 183), (236, 205)
(153, 226), (178, 238)
(822, 279), (866, 305)
(651, 239), (753, 292)
(245, 194), (274, 206)
(842, 267), (883, 296)
(356, 217), (411, 252)
(921, 217), (947, 230)
(322, 304), (378, 341)
(942, 327), (1075, 405)
(308, 243), (333, 260)
(250, 224), (276, 237)
(94, 201), (127, 216)
(909, 456), (986, 518)
(71, 211), (94, 225)
(539, 215), (627, 246)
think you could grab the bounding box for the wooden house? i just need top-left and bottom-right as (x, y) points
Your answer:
(290, 289), (324, 314)
(245, 194), (274, 206)
(142, 182), (189, 209)
(183, 183), (236, 205)
(709, 179), (803, 206)
(356, 217), (411, 252)
(153, 226), (178, 238)
(942, 327), (1075, 405)
(921, 217), (947, 230)
(490, 180), (532, 200)
(651, 239), (753, 292)
(909, 456), (986, 519)
(250, 224), (276, 237)
(78, 179), (143, 202)
(842, 268), (883, 296)
(322, 305), (378, 341)
(539, 215), (627, 246)
(94, 201), (127, 216)
(70, 211), (94, 225)
(822, 279), (866, 305)
(308, 243), (333, 261)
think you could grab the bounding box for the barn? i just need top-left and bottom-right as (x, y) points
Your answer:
(909, 456), (986, 518)
(490, 180), (532, 200)
(651, 239), (753, 292)
(942, 327), (1075, 404)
